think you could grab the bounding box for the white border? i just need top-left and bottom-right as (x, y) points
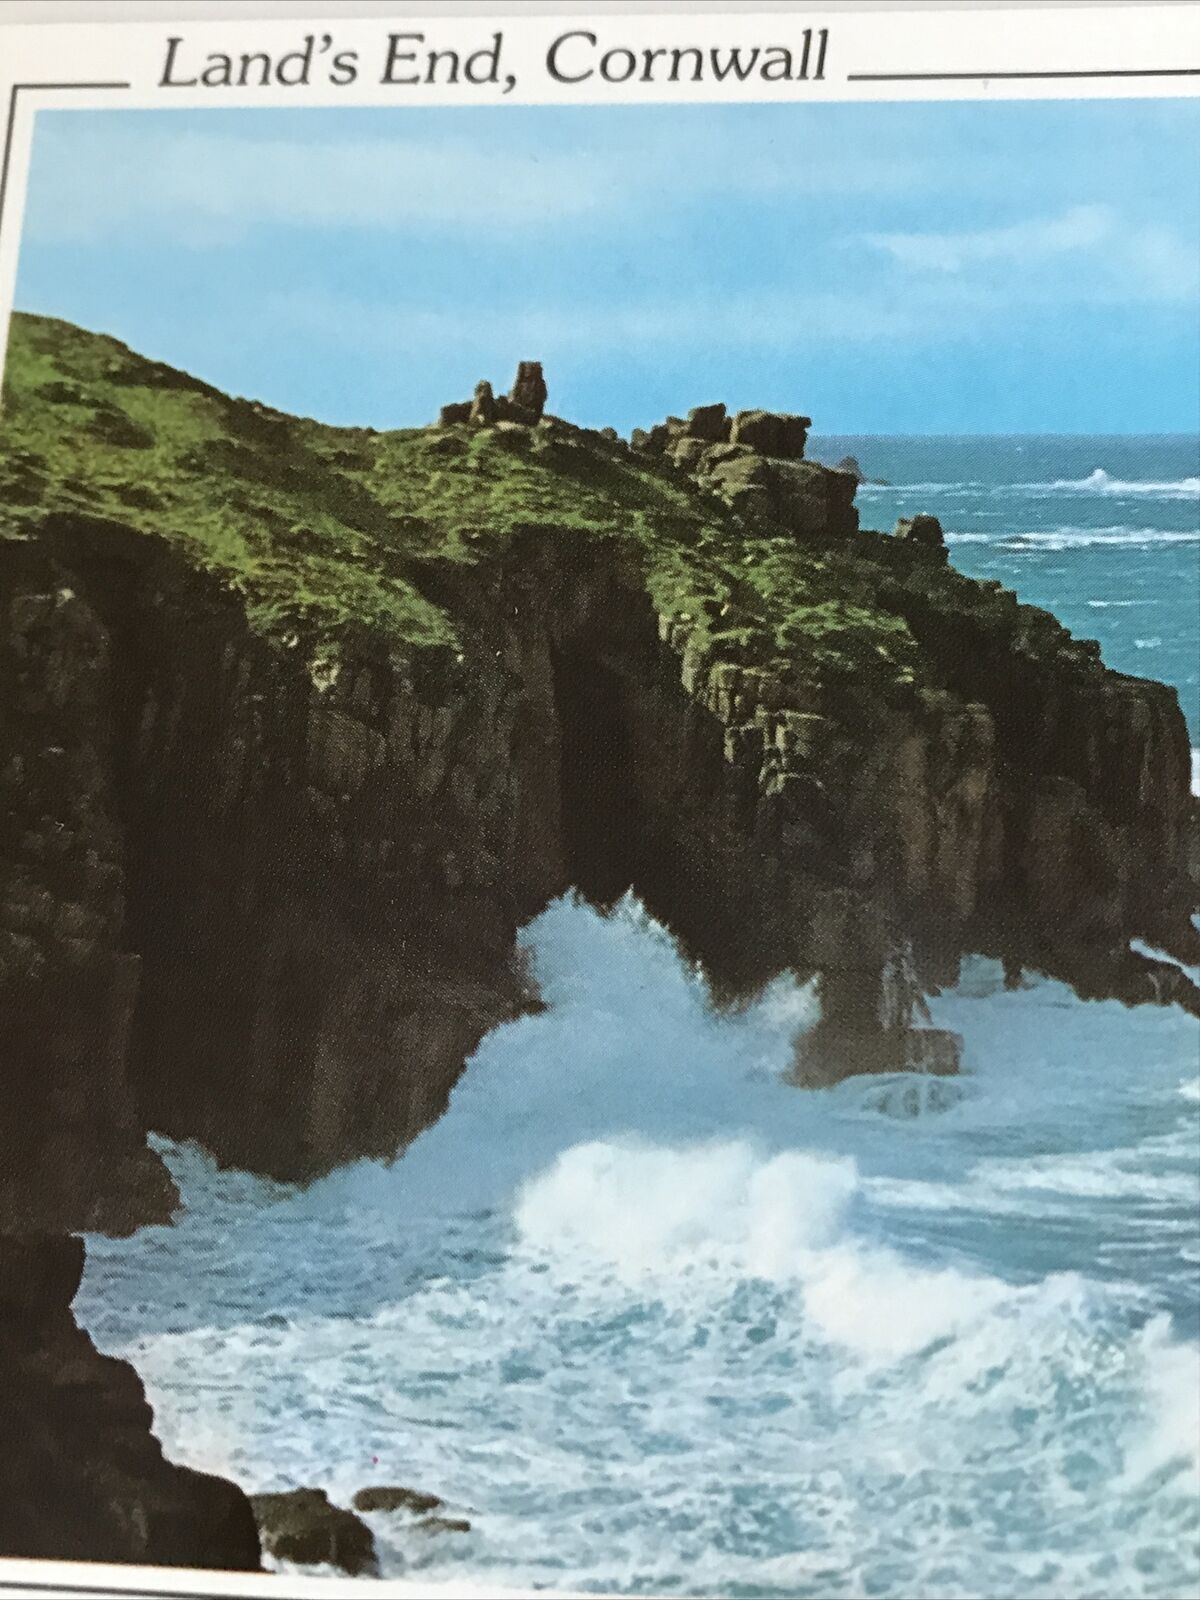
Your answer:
(0, 3), (1197, 1596)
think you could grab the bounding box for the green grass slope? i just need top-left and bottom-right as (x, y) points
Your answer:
(0, 313), (1105, 714)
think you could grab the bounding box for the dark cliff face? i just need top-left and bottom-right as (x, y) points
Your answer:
(2, 506), (1195, 1205)
(0, 1232), (260, 1569)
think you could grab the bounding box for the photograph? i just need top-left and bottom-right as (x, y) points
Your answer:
(0, 29), (1198, 1600)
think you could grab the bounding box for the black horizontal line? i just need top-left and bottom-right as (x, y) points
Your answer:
(848, 67), (1200, 81)
(12, 81), (131, 89)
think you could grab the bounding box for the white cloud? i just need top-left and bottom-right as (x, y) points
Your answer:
(263, 283), (929, 361)
(24, 128), (611, 241)
(22, 118), (921, 246)
(865, 204), (1114, 273)
(864, 203), (1199, 305)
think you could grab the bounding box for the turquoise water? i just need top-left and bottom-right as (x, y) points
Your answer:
(78, 438), (1200, 1598)
(811, 434), (1200, 741)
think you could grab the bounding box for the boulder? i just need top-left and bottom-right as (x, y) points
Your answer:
(631, 422), (670, 455)
(250, 1488), (377, 1576)
(469, 381), (496, 426)
(437, 401), (471, 426)
(0, 1234), (261, 1571)
(668, 436), (708, 472)
(685, 403), (729, 442)
(729, 409), (811, 459)
(508, 361), (547, 421)
(353, 1485), (442, 1515)
(895, 513), (946, 554)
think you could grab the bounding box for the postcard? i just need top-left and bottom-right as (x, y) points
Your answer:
(0, 4), (1197, 1598)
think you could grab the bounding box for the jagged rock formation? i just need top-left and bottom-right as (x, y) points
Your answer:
(0, 1232), (260, 1568)
(632, 401), (855, 538)
(440, 359), (547, 427)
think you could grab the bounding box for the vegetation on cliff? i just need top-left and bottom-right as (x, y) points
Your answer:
(0, 311), (1108, 718)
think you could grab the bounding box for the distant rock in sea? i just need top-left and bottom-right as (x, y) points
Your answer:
(353, 1484), (442, 1515)
(834, 453), (891, 486)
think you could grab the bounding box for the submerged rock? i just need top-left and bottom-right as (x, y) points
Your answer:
(250, 1488), (377, 1576)
(904, 1027), (963, 1076)
(353, 1484), (442, 1515)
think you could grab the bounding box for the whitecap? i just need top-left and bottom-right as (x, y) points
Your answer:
(999, 527), (1199, 552)
(1026, 469), (1200, 498)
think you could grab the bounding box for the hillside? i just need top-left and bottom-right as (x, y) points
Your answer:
(1, 311), (1102, 709)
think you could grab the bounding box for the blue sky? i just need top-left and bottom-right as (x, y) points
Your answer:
(12, 98), (1200, 434)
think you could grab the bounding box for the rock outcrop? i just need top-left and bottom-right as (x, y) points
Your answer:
(0, 1232), (261, 1569)
(631, 401), (855, 537)
(250, 1489), (377, 1575)
(439, 360), (548, 428)
(354, 1485), (443, 1514)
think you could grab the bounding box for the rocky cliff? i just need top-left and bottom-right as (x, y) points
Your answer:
(0, 314), (1197, 1564)
(2, 313), (1196, 1207)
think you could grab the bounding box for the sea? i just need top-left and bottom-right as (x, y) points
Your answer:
(79, 435), (1200, 1599)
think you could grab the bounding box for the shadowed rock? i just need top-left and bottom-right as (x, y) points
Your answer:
(685, 403), (729, 442)
(250, 1488), (377, 1576)
(0, 1233), (260, 1570)
(730, 409), (811, 459)
(469, 380), (497, 426)
(508, 360), (547, 421)
(895, 513), (946, 555)
(353, 1485), (442, 1515)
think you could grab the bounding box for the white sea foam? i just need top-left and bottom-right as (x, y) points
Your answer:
(999, 527), (1199, 551)
(79, 897), (1200, 1598)
(1043, 468), (1200, 497)
(974, 1150), (1198, 1205)
(1119, 1316), (1200, 1489)
(514, 1140), (857, 1281)
(859, 469), (1199, 500)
